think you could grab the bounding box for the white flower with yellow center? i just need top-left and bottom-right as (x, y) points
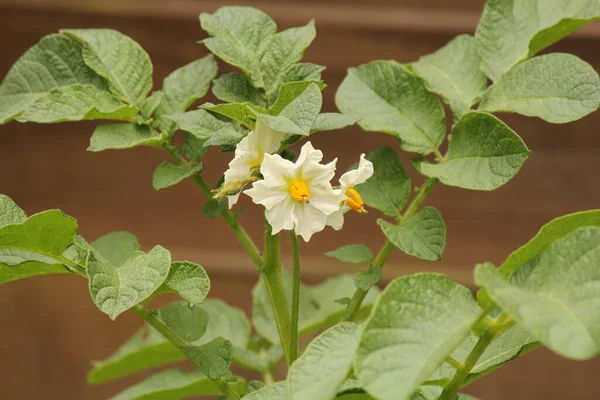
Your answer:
(327, 154), (373, 230)
(245, 142), (345, 242)
(221, 121), (286, 208)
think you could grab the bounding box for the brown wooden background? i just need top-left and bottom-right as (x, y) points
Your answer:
(0, 0), (599, 399)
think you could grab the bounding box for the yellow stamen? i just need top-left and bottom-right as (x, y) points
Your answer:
(290, 180), (311, 203)
(346, 188), (367, 214)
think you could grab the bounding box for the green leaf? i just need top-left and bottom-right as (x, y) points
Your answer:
(0, 210), (78, 285)
(261, 20), (317, 96)
(355, 274), (481, 400)
(269, 81), (324, 116)
(87, 245), (171, 320)
(257, 83), (322, 135)
(181, 133), (210, 162)
(354, 269), (382, 292)
(476, 0), (600, 81)
(0, 194), (26, 228)
(280, 63), (325, 84)
(476, 227), (600, 360)
(162, 55), (217, 112)
(325, 244), (373, 265)
(212, 72), (262, 106)
(168, 109), (240, 139)
(199, 103), (258, 128)
(62, 29), (152, 107)
(152, 162), (202, 190)
(354, 147), (411, 217)
(287, 323), (362, 400)
(87, 299), (249, 384)
(200, 6), (277, 87)
(91, 231), (140, 267)
(310, 113), (357, 133)
(0, 34), (106, 124)
(157, 303), (209, 342)
(110, 369), (245, 400)
(378, 207), (446, 261)
(204, 199), (226, 219)
(17, 84), (136, 123)
(140, 91), (164, 120)
(480, 53), (600, 123)
(414, 112), (530, 191)
(244, 382), (287, 400)
(335, 60), (445, 155)
(89, 123), (166, 152)
(183, 337), (233, 379)
(160, 261), (211, 305)
(412, 34), (486, 119)
(204, 129), (245, 148)
(500, 210), (600, 277)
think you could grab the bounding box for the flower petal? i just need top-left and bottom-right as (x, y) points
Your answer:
(265, 198), (296, 234)
(310, 186), (345, 215)
(339, 153), (374, 189)
(295, 141), (323, 167)
(255, 121), (287, 154)
(260, 153), (296, 188)
(326, 208), (347, 231)
(245, 180), (288, 210)
(292, 203), (329, 242)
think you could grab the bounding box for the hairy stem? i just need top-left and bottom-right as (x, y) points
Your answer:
(261, 223), (293, 366)
(438, 310), (513, 400)
(289, 230), (301, 364)
(133, 305), (241, 400)
(340, 177), (439, 322)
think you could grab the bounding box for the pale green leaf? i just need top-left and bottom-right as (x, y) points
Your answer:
(310, 113), (357, 133)
(280, 63), (325, 85)
(414, 112), (530, 191)
(354, 147), (411, 217)
(269, 80), (324, 116)
(160, 261), (211, 305)
(0, 210), (78, 284)
(17, 84), (136, 123)
(152, 162), (202, 190)
(0, 194), (26, 228)
(168, 109), (240, 139)
(88, 123), (166, 152)
(140, 91), (164, 120)
(212, 72), (263, 106)
(355, 274), (481, 400)
(203, 199), (226, 219)
(262, 20), (317, 96)
(244, 382), (287, 400)
(91, 231), (140, 267)
(476, 227), (600, 360)
(378, 207), (446, 261)
(354, 269), (382, 292)
(204, 129), (245, 148)
(335, 60), (445, 155)
(480, 53), (600, 123)
(162, 55), (217, 112)
(157, 303), (209, 342)
(62, 29), (152, 107)
(325, 244), (373, 265)
(110, 369), (245, 400)
(476, 0), (600, 81)
(181, 133), (210, 162)
(200, 6), (277, 87)
(288, 323), (362, 400)
(413, 34), (486, 119)
(199, 102), (258, 128)
(257, 83), (322, 135)
(183, 337), (232, 379)
(0, 34), (106, 124)
(88, 245), (171, 320)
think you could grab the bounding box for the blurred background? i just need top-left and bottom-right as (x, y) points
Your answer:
(0, 0), (599, 399)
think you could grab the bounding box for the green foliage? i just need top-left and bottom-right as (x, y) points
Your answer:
(414, 112), (530, 191)
(287, 323), (361, 400)
(160, 261), (211, 305)
(162, 55), (218, 112)
(110, 369), (245, 400)
(480, 54), (600, 123)
(244, 381), (287, 400)
(200, 102), (258, 128)
(213, 72), (262, 106)
(0, 194), (26, 228)
(355, 274), (481, 400)
(89, 123), (167, 152)
(336, 60), (445, 155)
(62, 29), (152, 107)
(157, 303), (209, 342)
(310, 113), (357, 133)
(325, 244), (373, 265)
(354, 147), (411, 217)
(476, 0), (600, 81)
(412, 34), (486, 119)
(183, 337), (233, 379)
(476, 227), (600, 360)
(378, 207), (446, 261)
(152, 162), (202, 190)
(168, 109), (242, 143)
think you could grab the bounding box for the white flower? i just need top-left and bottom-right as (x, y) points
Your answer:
(326, 154), (374, 230)
(222, 121), (286, 208)
(245, 142), (345, 242)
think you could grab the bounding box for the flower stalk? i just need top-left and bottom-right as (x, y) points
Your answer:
(289, 230), (301, 364)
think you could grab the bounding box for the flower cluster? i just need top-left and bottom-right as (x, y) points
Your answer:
(218, 123), (374, 242)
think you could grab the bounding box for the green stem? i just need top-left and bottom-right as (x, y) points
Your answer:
(341, 178), (439, 322)
(163, 144), (262, 268)
(438, 310), (513, 400)
(261, 223), (293, 366)
(133, 305), (241, 400)
(289, 230), (301, 364)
